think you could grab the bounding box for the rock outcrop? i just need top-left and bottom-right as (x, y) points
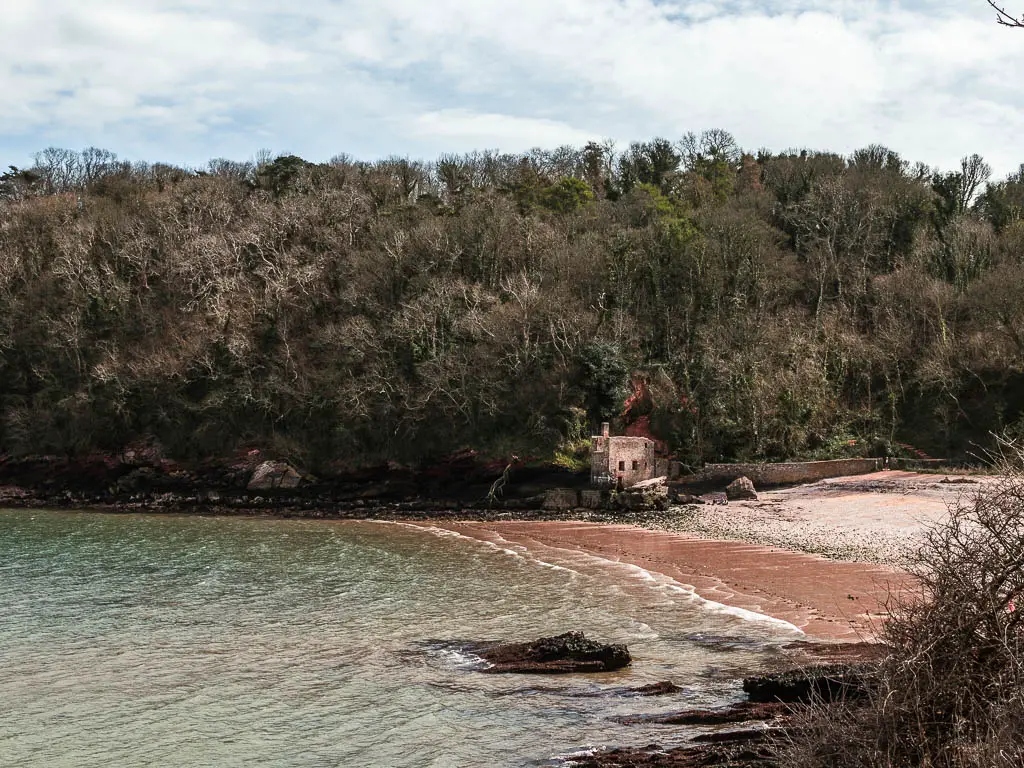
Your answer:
(585, 653), (880, 767)
(726, 476), (758, 501)
(743, 663), (871, 703)
(475, 631), (631, 674)
(247, 460), (303, 490)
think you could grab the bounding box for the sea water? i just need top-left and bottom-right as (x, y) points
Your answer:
(0, 510), (801, 767)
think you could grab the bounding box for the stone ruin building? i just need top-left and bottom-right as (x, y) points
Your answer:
(590, 422), (658, 489)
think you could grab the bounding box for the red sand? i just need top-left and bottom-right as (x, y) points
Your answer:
(420, 521), (915, 641)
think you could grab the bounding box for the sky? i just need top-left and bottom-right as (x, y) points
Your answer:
(3, 0), (1024, 176)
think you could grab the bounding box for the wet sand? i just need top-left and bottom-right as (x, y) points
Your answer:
(436, 473), (981, 640)
(420, 520), (916, 641)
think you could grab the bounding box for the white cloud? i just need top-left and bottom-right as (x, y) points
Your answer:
(2, 0), (1024, 174)
(411, 110), (598, 152)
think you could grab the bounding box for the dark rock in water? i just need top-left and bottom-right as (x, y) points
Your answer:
(726, 476), (758, 501)
(628, 680), (683, 696)
(585, 655), (881, 767)
(618, 700), (788, 725)
(569, 742), (775, 767)
(743, 663), (870, 703)
(690, 728), (770, 744)
(475, 631), (630, 674)
(490, 680), (680, 698)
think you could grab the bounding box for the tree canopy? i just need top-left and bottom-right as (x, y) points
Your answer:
(1, 135), (1022, 469)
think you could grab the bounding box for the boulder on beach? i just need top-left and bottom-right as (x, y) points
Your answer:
(247, 460), (303, 490)
(476, 631), (631, 674)
(633, 477), (669, 508)
(669, 489), (705, 505)
(726, 476), (758, 501)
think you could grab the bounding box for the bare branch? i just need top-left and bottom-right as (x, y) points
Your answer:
(988, 0), (1024, 27)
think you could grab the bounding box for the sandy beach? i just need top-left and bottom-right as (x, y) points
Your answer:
(662, 470), (983, 566)
(422, 471), (985, 641)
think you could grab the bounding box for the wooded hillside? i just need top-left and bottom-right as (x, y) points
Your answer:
(2, 134), (1022, 469)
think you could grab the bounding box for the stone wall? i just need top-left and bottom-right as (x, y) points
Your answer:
(591, 435), (656, 488)
(692, 458), (884, 488)
(608, 437), (656, 488)
(543, 488), (580, 510)
(590, 435), (610, 484)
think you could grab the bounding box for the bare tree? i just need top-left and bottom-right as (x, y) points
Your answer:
(988, 0), (1024, 27)
(960, 153), (993, 210)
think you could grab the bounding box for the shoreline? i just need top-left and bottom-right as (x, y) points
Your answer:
(1, 465), (977, 768)
(401, 520), (912, 642)
(1, 501), (894, 768)
(2, 502), (915, 643)
(3, 468), (962, 644)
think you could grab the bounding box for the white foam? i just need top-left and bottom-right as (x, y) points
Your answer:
(434, 648), (487, 669)
(557, 746), (600, 767)
(592, 558), (804, 633)
(624, 619), (660, 641)
(491, 532), (804, 634)
(374, 521), (582, 576)
(375, 521), (803, 634)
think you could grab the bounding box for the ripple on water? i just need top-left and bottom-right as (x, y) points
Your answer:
(0, 510), (799, 767)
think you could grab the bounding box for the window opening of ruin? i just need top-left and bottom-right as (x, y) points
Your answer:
(632, 460), (639, 471)
(618, 461), (625, 471)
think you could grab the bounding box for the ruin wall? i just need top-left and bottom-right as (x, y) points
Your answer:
(694, 458), (883, 487)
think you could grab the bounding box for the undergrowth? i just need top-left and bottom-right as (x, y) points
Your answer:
(782, 435), (1024, 767)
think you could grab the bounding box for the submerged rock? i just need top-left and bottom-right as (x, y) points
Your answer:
(618, 700), (788, 725)
(569, 742), (776, 768)
(475, 631), (631, 674)
(628, 680), (683, 696)
(726, 476), (758, 501)
(583, 650), (882, 767)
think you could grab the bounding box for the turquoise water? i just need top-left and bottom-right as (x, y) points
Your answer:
(0, 510), (800, 767)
